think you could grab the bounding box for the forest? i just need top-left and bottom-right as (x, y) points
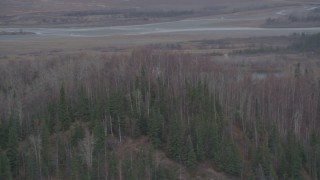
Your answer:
(0, 49), (319, 180)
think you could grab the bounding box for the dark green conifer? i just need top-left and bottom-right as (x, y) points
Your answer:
(0, 151), (12, 180)
(41, 119), (50, 177)
(184, 136), (197, 169)
(0, 121), (7, 150)
(224, 141), (241, 176)
(6, 122), (18, 176)
(166, 119), (182, 161)
(58, 84), (70, 130)
(148, 109), (162, 148)
(93, 119), (105, 153)
(108, 152), (118, 180)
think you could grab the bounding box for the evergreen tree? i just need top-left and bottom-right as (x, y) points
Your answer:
(294, 63), (301, 78)
(6, 122), (18, 177)
(0, 151), (12, 180)
(70, 124), (85, 147)
(25, 141), (38, 180)
(92, 119), (105, 180)
(93, 119), (105, 153)
(138, 112), (148, 136)
(108, 152), (118, 180)
(0, 121), (7, 150)
(109, 92), (127, 138)
(254, 145), (276, 179)
(309, 133), (320, 180)
(291, 145), (304, 180)
(224, 141), (241, 176)
(109, 92), (122, 118)
(166, 119), (182, 161)
(56, 133), (67, 179)
(136, 149), (146, 180)
(41, 120), (50, 177)
(194, 122), (205, 161)
(47, 101), (57, 134)
(268, 126), (278, 154)
(139, 66), (148, 101)
(183, 136), (197, 169)
(77, 86), (90, 121)
(71, 152), (81, 180)
(148, 109), (162, 149)
(123, 157), (135, 180)
(207, 122), (221, 162)
(280, 132), (304, 180)
(58, 84), (70, 131)
(156, 166), (175, 180)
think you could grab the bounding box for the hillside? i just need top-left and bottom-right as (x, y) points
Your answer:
(0, 49), (319, 179)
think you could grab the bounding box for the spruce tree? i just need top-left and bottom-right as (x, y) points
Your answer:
(309, 132), (320, 180)
(224, 141), (241, 176)
(41, 120), (50, 177)
(109, 92), (122, 118)
(123, 157), (135, 180)
(6, 122), (18, 177)
(25, 144), (37, 180)
(70, 124), (84, 147)
(138, 109), (148, 135)
(254, 145), (276, 179)
(58, 84), (70, 131)
(0, 121), (7, 150)
(93, 118), (105, 179)
(268, 126), (278, 154)
(148, 109), (162, 149)
(280, 132), (304, 179)
(184, 136), (197, 169)
(207, 122), (221, 162)
(139, 66), (148, 101)
(194, 123), (205, 161)
(78, 87), (90, 121)
(294, 63), (301, 78)
(166, 119), (182, 161)
(108, 152), (118, 180)
(0, 151), (12, 180)
(71, 152), (81, 180)
(47, 101), (57, 134)
(93, 119), (105, 154)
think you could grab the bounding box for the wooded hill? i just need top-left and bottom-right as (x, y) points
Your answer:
(0, 49), (319, 179)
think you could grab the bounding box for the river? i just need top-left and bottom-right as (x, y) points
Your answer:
(1, 6), (320, 40)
